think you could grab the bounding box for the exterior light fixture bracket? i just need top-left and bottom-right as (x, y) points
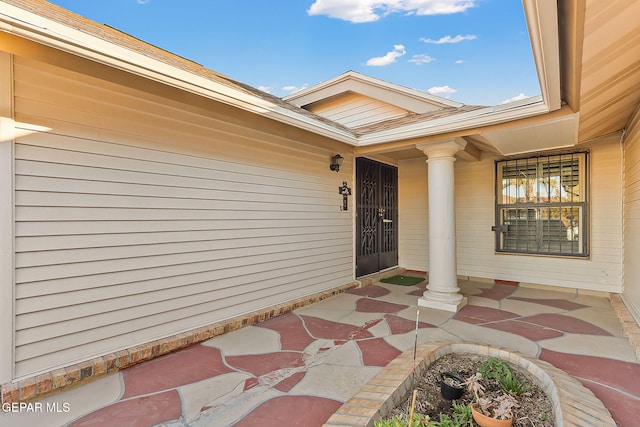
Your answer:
(330, 154), (344, 172)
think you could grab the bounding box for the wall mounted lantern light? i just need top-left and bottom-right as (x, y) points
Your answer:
(330, 154), (344, 172)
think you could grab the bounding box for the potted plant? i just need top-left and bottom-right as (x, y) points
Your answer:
(466, 373), (519, 427)
(440, 372), (465, 400)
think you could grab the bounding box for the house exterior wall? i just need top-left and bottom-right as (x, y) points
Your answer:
(623, 109), (640, 322)
(398, 157), (429, 271)
(8, 53), (355, 380)
(456, 141), (623, 292)
(397, 140), (624, 292)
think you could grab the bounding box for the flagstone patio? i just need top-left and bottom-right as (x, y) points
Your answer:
(1, 276), (638, 427)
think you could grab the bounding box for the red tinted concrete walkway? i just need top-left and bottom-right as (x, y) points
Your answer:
(2, 277), (638, 426)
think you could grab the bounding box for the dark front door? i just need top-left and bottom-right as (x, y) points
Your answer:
(356, 157), (398, 277)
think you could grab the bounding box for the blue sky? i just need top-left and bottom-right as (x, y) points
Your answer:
(46, 0), (540, 106)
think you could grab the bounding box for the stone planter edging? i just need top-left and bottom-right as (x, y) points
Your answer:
(322, 341), (616, 427)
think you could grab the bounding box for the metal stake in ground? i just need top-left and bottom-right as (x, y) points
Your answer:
(407, 308), (420, 416)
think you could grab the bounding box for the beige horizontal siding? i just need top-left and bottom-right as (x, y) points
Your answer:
(397, 143), (624, 291)
(398, 158), (428, 271)
(454, 142), (623, 292)
(12, 56), (354, 378)
(623, 110), (640, 321)
(309, 92), (407, 128)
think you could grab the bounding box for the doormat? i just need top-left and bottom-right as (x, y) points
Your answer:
(380, 275), (425, 286)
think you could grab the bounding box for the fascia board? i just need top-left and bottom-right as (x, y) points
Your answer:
(0, 4), (357, 144)
(0, 6), (271, 108)
(282, 71), (354, 104)
(523, 0), (562, 111)
(358, 99), (550, 145)
(351, 72), (463, 108)
(262, 106), (357, 144)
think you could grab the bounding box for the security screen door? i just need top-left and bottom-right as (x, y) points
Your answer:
(356, 157), (398, 277)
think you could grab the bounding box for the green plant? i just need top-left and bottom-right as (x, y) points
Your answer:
(435, 414), (455, 427)
(498, 369), (530, 397)
(479, 357), (511, 381)
(374, 413), (434, 427)
(431, 407), (472, 427)
(479, 357), (530, 398)
(374, 406), (474, 427)
(539, 411), (548, 421)
(374, 414), (409, 427)
(451, 401), (474, 426)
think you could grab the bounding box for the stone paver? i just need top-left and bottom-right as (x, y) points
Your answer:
(179, 372), (252, 423)
(539, 334), (638, 362)
(202, 324), (282, 355)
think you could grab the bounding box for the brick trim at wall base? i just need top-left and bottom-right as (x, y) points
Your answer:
(611, 293), (640, 361)
(1, 281), (360, 405)
(494, 279), (520, 286)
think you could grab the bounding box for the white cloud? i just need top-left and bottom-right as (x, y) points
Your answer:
(500, 93), (529, 104)
(408, 54), (436, 65)
(455, 59), (464, 64)
(136, 0), (151, 4)
(308, 0), (476, 23)
(282, 84), (309, 94)
(427, 85), (457, 98)
(257, 86), (272, 94)
(420, 34), (477, 44)
(366, 44), (406, 66)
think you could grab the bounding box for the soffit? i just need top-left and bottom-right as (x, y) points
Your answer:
(479, 113), (578, 155)
(575, 0), (640, 142)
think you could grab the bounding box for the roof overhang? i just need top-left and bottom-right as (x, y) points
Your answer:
(284, 70), (463, 111)
(0, 0), (563, 149)
(0, 2), (357, 143)
(522, 0), (562, 112)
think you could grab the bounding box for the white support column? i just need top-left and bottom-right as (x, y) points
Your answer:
(0, 52), (15, 384)
(416, 139), (467, 312)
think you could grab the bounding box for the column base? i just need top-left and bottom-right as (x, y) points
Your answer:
(418, 295), (467, 312)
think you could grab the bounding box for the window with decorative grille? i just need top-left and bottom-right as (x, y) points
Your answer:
(494, 152), (588, 256)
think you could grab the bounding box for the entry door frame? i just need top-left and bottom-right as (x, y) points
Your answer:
(355, 157), (398, 277)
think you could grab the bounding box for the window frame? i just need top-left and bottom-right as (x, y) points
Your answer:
(494, 151), (589, 257)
